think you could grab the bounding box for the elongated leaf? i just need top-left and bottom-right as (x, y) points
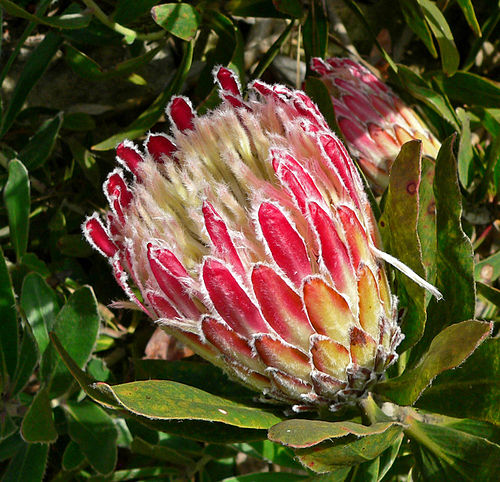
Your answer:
(456, 108), (473, 188)
(0, 247), (18, 385)
(151, 3), (200, 41)
(99, 379), (282, 429)
(417, 0), (459, 75)
(3, 159), (30, 260)
(62, 441), (85, 471)
(1, 442), (49, 482)
(375, 320), (491, 405)
(10, 322), (38, 396)
(21, 387), (57, 443)
(408, 416), (500, 480)
(378, 434), (404, 481)
(272, 0), (303, 17)
(131, 436), (193, 465)
(400, 0), (437, 57)
(456, 0), (481, 36)
(21, 273), (59, 354)
(439, 71), (500, 108)
(0, 0), (91, 29)
(411, 136), (476, 361)
(19, 113), (63, 170)
(0, 432), (23, 463)
(416, 338), (500, 425)
(379, 141), (427, 351)
(41, 286), (100, 397)
(65, 400), (118, 475)
(0, 31), (62, 135)
(303, 1), (328, 66)
(294, 425), (403, 473)
(350, 457), (379, 482)
(222, 474), (308, 482)
(92, 40), (193, 150)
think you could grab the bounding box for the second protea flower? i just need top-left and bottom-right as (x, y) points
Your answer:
(311, 57), (441, 191)
(84, 68), (404, 411)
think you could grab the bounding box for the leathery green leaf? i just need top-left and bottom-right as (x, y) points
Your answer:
(100, 379), (282, 429)
(3, 159), (30, 261)
(440, 71), (500, 109)
(41, 286), (99, 397)
(407, 414), (500, 480)
(10, 322), (38, 396)
(0, 247), (18, 385)
(1, 442), (49, 482)
(151, 3), (200, 41)
(375, 320), (491, 405)
(21, 387), (57, 443)
(416, 338), (500, 425)
(294, 425), (403, 473)
(455, 0), (481, 36)
(411, 136), (475, 362)
(457, 108), (473, 188)
(379, 141), (427, 351)
(62, 441), (85, 471)
(268, 420), (400, 448)
(65, 400), (118, 475)
(400, 0), (437, 58)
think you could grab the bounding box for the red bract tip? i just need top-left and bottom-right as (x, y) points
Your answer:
(116, 142), (144, 177)
(84, 216), (118, 258)
(104, 170), (133, 223)
(216, 66), (241, 97)
(168, 97), (195, 132)
(145, 133), (176, 163)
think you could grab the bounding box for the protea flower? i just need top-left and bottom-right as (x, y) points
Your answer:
(83, 68), (438, 411)
(311, 57), (441, 190)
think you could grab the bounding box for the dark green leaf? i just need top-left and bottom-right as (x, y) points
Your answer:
(379, 141), (427, 351)
(456, 108), (473, 188)
(439, 71), (500, 108)
(375, 320), (491, 405)
(411, 136), (476, 361)
(476, 281), (500, 308)
(416, 338), (500, 424)
(417, 0), (459, 75)
(62, 112), (96, 131)
(0, 0), (91, 29)
(21, 273), (59, 354)
(18, 113), (64, 170)
(268, 420), (400, 448)
(222, 474), (308, 482)
(21, 387), (57, 443)
(0, 247), (18, 385)
(0, 31), (62, 136)
(455, 0), (481, 36)
(272, 0), (303, 17)
(20, 253), (50, 277)
(350, 457), (379, 482)
(236, 440), (302, 469)
(62, 440), (85, 471)
(378, 434), (404, 481)
(0, 412), (17, 441)
(303, 1), (328, 66)
(66, 138), (101, 188)
(408, 414), (500, 480)
(226, 0), (284, 18)
(10, 322), (38, 396)
(399, 0), (437, 58)
(0, 432), (23, 462)
(92, 40), (193, 150)
(1, 442), (49, 482)
(100, 379), (282, 429)
(57, 234), (93, 257)
(130, 436), (194, 465)
(65, 400), (118, 475)
(41, 286), (100, 397)
(151, 3), (200, 41)
(3, 159), (30, 260)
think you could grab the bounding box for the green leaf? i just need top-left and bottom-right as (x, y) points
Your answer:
(476, 281), (500, 308)
(270, 421), (403, 473)
(1, 442), (49, 482)
(10, 322), (39, 396)
(130, 436), (194, 465)
(375, 320), (491, 405)
(62, 112), (96, 131)
(226, 0), (285, 18)
(456, 108), (473, 188)
(0, 247), (18, 385)
(65, 400), (118, 475)
(57, 234), (93, 257)
(21, 387), (57, 443)
(379, 141), (427, 351)
(21, 273), (59, 355)
(455, 0), (481, 36)
(98, 380), (282, 429)
(407, 414), (500, 480)
(3, 159), (30, 261)
(222, 474), (308, 482)
(399, 0), (437, 58)
(378, 434), (404, 481)
(0, 412), (17, 442)
(92, 39), (193, 150)
(0, 31), (62, 136)
(151, 3), (200, 41)
(416, 338), (500, 425)
(0, 432), (24, 463)
(66, 138), (101, 188)
(411, 136), (476, 361)
(272, 0), (303, 17)
(41, 286), (100, 397)
(18, 113), (64, 170)
(416, 0), (459, 75)
(303, 1), (328, 66)
(350, 457), (379, 482)
(236, 440), (302, 469)
(0, 0), (91, 29)
(438, 71), (500, 108)
(62, 440), (85, 471)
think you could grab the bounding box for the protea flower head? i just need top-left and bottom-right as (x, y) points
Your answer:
(83, 68), (439, 412)
(311, 57), (441, 191)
